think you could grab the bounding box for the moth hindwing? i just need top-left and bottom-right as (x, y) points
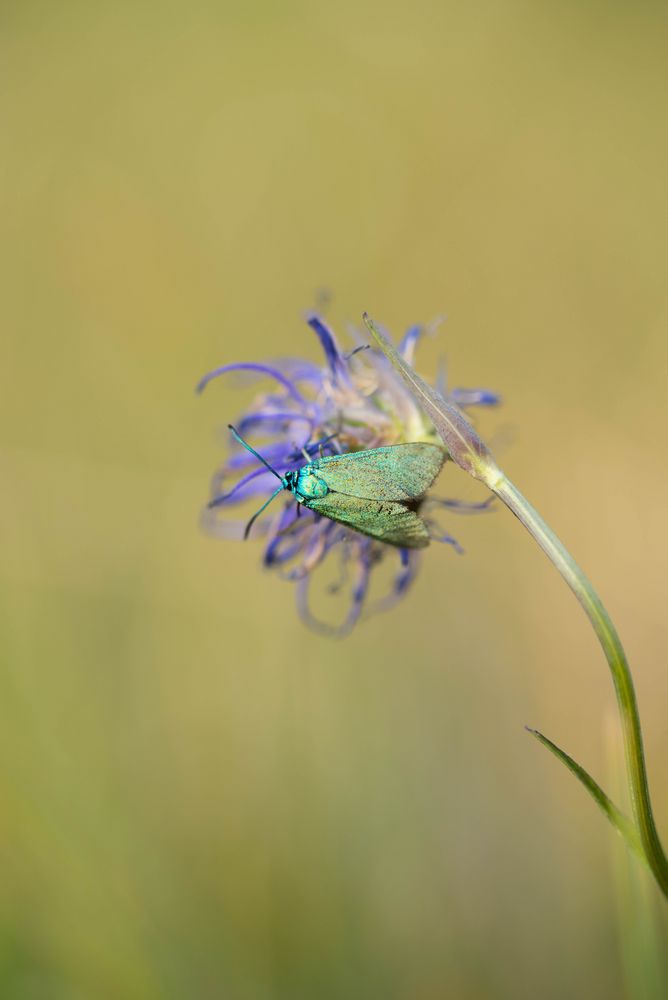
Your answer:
(306, 491), (431, 548)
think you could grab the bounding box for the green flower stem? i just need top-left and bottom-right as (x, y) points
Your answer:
(363, 312), (668, 899)
(489, 473), (668, 897)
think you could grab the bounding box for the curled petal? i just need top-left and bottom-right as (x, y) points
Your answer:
(196, 363), (306, 404)
(272, 517), (338, 582)
(209, 467), (280, 507)
(272, 358), (324, 384)
(363, 548), (421, 618)
(283, 519), (332, 580)
(264, 506), (314, 567)
(295, 538), (371, 638)
(265, 532), (309, 569)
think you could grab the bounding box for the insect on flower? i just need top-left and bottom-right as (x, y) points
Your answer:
(228, 424), (446, 547)
(198, 313), (500, 636)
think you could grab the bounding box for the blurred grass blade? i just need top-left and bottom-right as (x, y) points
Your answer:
(526, 727), (647, 865)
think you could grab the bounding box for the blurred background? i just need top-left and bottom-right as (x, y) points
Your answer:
(2, 1), (668, 997)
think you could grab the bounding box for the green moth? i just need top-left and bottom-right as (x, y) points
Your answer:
(227, 424), (446, 548)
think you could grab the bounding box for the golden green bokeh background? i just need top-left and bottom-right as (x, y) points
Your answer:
(2, 2), (667, 997)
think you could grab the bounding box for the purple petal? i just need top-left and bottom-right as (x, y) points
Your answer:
(278, 518), (333, 580)
(221, 438), (340, 493)
(272, 500), (303, 534)
(450, 387), (501, 407)
(196, 363), (306, 404)
(363, 548), (421, 618)
(295, 538), (371, 637)
(273, 359), (324, 385)
(398, 325), (424, 363)
(225, 440), (298, 471)
(306, 313), (350, 383)
(394, 548), (417, 595)
(209, 467), (280, 507)
(265, 534), (308, 568)
(264, 507), (314, 567)
(425, 495), (496, 515)
(237, 411), (315, 437)
(430, 529), (464, 554)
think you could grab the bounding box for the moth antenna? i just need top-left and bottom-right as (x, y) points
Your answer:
(244, 485), (285, 539)
(228, 425), (283, 483)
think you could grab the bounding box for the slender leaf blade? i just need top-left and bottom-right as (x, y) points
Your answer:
(526, 726), (647, 865)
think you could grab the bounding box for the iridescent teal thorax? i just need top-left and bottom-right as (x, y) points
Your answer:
(283, 466), (329, 503)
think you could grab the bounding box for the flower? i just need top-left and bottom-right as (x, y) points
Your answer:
(198, 313), (499, 637)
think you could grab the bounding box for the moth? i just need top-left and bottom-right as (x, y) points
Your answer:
(227, 425), (446, 548)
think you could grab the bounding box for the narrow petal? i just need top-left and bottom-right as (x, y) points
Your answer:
(196, 362), (306, 404)
(209, 467), (280, 507)
(398, 325), (424, 364)
(363, 547), (420, 618)
(430, 529), (464, 554)
(306, 313), (351, 383)
(225, 440), (299, 471)
(394, 548), (418, 595)
(425, 495), (496, 515)
(450, 387), (501, 408)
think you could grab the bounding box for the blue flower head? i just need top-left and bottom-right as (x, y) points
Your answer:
(198, 314), (500, 636)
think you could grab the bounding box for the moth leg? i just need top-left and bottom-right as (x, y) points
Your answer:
(319, 430), (340, 457)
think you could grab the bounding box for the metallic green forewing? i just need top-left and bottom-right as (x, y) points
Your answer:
(312, 442), (445, 501)
(306, 491), (431, 548)
(300, 442), (446, 548)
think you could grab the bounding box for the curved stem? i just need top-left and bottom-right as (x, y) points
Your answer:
(362, 311), (668, 897)
(491, 471), (668, 897)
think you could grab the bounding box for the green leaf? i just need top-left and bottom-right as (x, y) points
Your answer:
(526, 726), (647, 865)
